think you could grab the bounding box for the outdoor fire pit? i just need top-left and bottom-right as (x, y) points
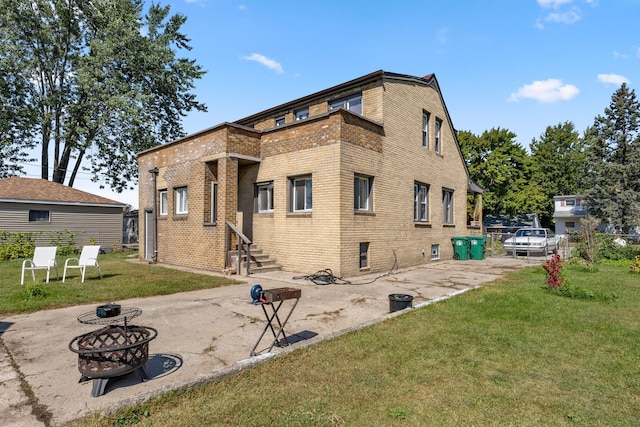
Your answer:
(68, 324), (157, 397)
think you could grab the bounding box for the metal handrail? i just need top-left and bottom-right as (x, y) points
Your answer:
(226, 221), (252, 275)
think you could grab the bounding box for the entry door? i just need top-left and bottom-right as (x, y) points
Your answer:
(144, 210), (155, 261)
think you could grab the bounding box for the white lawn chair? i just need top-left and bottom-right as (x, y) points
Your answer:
(21, 246), (59, 285)
(63, 245), (103, 283)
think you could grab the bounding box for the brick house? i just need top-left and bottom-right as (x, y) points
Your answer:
(137, 70), (483, 277)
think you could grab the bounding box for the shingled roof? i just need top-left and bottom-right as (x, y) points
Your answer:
(0, 177), (126, 207)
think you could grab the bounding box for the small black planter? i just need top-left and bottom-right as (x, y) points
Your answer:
(389, 294), (413, 313)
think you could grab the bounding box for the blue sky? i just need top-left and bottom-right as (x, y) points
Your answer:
(65, 0), (639, 207)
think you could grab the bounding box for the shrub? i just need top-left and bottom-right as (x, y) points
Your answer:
(542, 254), (564, 289)
(547, 283), (617, 302)
(24, 283), (45, 298)
(631, 256), (640, 274)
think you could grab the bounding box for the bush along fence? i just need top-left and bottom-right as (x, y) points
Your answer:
(0, 230), (78, 260)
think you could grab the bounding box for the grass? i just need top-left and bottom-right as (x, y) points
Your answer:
(0, 251), (241, 315)
(68, 262), (640, 426)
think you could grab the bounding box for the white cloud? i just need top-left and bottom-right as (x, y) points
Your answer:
(436, 28), (448, 44)
(242, 53), (284, 74)
(509, 79), (579, 103)
(537, 0), (574, 8)
(545, 7), (581, 24)
(597, 73), (630, 85)
(613, 50), (627, 59)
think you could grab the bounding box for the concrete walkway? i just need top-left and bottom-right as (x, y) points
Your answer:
(0, 256), (541, 426)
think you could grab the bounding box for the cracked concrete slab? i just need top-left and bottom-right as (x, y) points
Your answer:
(0, 256), (542, 426)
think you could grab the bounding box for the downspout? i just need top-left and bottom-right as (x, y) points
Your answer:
(149, 167), (159, 263)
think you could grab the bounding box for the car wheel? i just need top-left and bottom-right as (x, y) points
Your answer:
(453, 253), (459, 260)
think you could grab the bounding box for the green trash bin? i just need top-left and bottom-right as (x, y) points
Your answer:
(451, 237), (470, 260)
(469, 235), (486, 260)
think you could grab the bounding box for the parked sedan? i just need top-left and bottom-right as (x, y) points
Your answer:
(503, 228), (560, 256)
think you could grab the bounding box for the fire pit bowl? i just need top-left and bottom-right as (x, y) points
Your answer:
(69, 324), (157, 397)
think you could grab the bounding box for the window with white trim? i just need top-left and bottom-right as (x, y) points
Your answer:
(435, 118), (442, 153)
(442, 188), (454, 224)
(28, 210), (49, 222)
(354, 174), (373, 212)
(257, 181), (274, 213)
(159, 190), (168, 216)
(175, 187), (188, 215)
(414, 182), (429, 222)
(329, 94), (362, 115)
(294, 108), (309, 121)
(565, 199), (576, 206)
(422, 111), (430, 148)
(359, 242), (369, 269)
(290, 176), (312, 212)
(431, 244), (440, 260)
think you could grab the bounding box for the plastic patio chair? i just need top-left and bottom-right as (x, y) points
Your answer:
(21, 246), (59, 285)
(63, 245), (103, 283)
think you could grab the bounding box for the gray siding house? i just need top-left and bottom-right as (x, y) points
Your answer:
(0, 177), (126, 249)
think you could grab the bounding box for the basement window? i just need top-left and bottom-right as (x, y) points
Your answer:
(360, 242), (370, 269)
(431, 244), (440, 260)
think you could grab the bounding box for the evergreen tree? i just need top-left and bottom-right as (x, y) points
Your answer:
(583, 83), (640, 234)
(0, 0), (206, 191)
(529, 122), (586, 226)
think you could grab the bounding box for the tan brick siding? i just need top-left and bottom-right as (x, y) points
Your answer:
(138, 73), (471, 277)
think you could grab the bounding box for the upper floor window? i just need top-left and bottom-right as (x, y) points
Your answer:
(329, 94), (362, 115)
(257, 181), (274, 213)
(435, 118), (442, 153)
(414, 182), (429, 222)
(28, 210), (49, 222)
(442, 188), (454, 224)
(159, 190), (168, 216)
(275, 116), (286, 127)
(422, 112), (430, 148)
(354, 175), (373, 212)
(565, 199), (576, 206)
(294, 108), (309, 121)
(175, 187), (188, 215)
(291, 175), (312, 212)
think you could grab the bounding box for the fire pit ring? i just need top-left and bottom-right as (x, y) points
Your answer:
(69, 324), (157, 397)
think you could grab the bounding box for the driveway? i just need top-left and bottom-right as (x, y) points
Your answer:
(0, 256), (541, 426)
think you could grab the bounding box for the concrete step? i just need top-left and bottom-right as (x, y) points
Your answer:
(229, 246), (282, 273)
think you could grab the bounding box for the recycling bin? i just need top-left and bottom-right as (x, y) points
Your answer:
(469, 235), (487, 260)
(451, 237), (470, 260)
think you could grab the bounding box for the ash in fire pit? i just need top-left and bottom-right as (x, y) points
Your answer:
(69, 324), (157, 397)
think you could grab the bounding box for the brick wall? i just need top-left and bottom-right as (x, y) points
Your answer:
(138, 73), (471, 277)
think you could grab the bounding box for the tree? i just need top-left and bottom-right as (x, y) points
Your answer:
(459, 127), (545, 217)
(0, 0), (206, 192)
(529, 121), (586, 226)
(583, 83), (640, 234)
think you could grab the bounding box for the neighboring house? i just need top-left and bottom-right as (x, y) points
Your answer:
(483, 214), (540, 234)
(138, 70), (483, 277)
(553, 195), (587, 235)
(0, 177), (126, 248)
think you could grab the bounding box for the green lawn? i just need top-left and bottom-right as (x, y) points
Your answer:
(0, 251), (241, 315)
(69, 262), (640, 426)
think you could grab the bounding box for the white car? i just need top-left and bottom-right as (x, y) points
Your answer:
(503, 228), (560, 256)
